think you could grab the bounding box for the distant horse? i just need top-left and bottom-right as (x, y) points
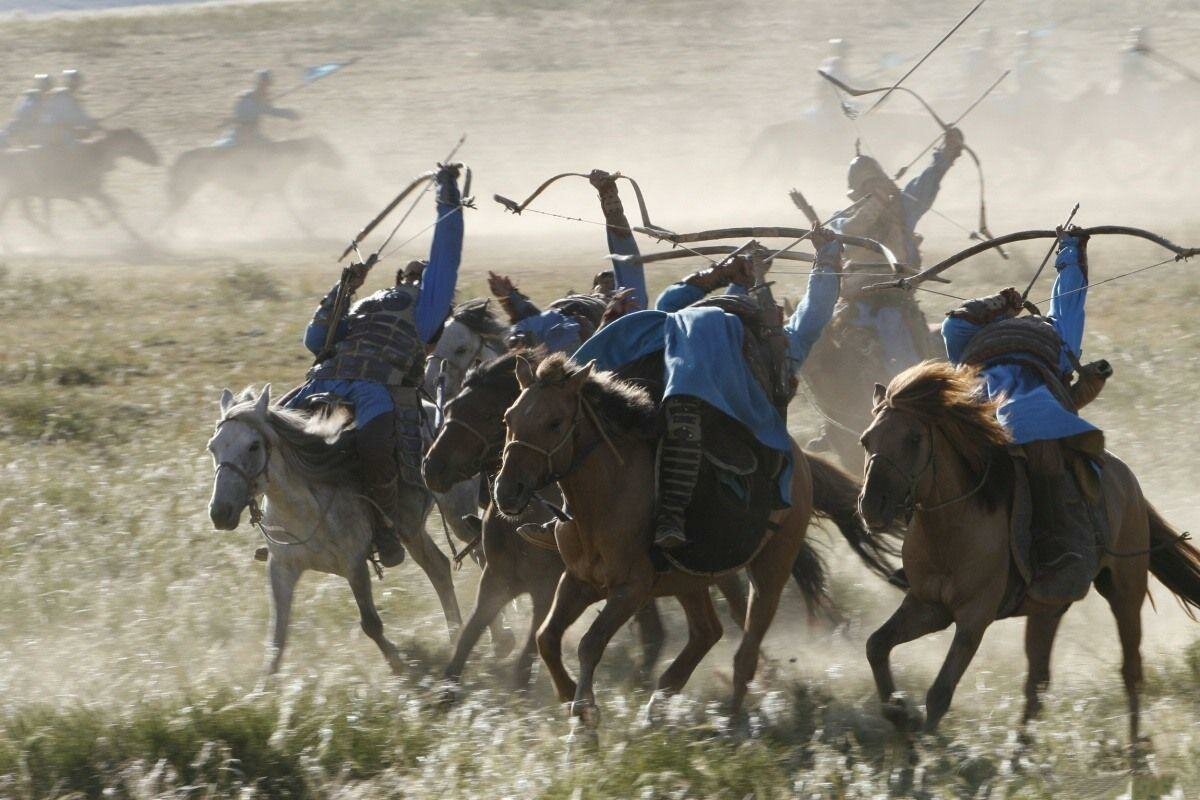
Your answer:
(207, 386), (463, 675)
(0, 128), (159, 240)
(423, 298), (509, 402)
(858, 361), (1200, 748)
(166, 136), (343, 228)
(493, 354), (898, 724)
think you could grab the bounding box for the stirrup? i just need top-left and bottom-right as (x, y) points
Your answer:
(654, 526), (688, 550)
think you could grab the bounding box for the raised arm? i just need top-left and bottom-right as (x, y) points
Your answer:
(488, 272), (541, 323)
(900, 127), (963, 231)
(654, 257), (754, 312)
(1048, 230), (1089, 363)
(941, 286), (1023, 364)
(590, 170), (648, 310)
(414, 164), (465, 343)
(784, 237), (843, 368)
(304, 279), (354, 356)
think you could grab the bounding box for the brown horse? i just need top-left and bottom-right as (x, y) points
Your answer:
(492, 354), (897, 723)
(422, 350), (752, 694)
(858, 361), (1200, 746)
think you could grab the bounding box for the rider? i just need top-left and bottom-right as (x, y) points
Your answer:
(40, 69), (98, 147)
(488, 170), (649, 352)
(220, 69), (300, 148)
(942, 228), (1107, 605)
(571, 233), (844, 549)
(288, 163), (466, 567)
(0, 74), (52, 149)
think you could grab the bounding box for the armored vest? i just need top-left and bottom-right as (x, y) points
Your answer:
(309, 286), (424, 388)
(959, 316), (1076, 411)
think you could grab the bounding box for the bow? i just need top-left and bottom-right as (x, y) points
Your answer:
(867, 226), (1200, 291)
(820, 70), (1007, 258)
(494, 170), (670, 235)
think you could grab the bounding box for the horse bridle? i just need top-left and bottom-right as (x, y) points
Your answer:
(440, 404), (505, 472)
(864, 418), (992, 519)
(213, 418), (271, 523)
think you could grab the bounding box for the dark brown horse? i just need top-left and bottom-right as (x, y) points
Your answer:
(0, 128), (159, 240)
(423, 350), (753, 694)
(858, 361), (1200, 747)
(493, 354), (897, 724)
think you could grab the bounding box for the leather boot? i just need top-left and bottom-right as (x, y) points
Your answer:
(357, 414), (407, 567)
(654, 396), (704, 549)
(1027, 469), (1099, 605)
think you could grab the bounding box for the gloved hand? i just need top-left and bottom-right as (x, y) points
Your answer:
(947, 286), (1023, 324)
(940, 126), (965, 160)
(1056, 224), (1090, 277)
(347, 252), (378, 292)
(487, 271), (516, 298)
(810, 227), (844, 271)
(683, 254), (754, 292)
(588, 168), (617, 191)
(592, 269), (616, 297)
(600, 288), (639, 327)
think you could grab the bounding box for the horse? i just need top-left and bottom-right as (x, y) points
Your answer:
(423, 298), (509, 401)
(857, 361), (1200, 748)
(206, 385), (464, 675)
(424, 350), (770, 695)
(165, 136), (343, 229)
(492, 354), (899, 724)
(0, 128), (159, 240)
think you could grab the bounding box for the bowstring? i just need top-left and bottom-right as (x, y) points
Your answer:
(1028, 255), (1179, 306)
(507, 205), (721, 265)
(378, 204), (465, 262)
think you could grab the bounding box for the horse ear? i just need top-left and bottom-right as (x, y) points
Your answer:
(873, 382), (887, 408)
(219, 388), (235, 414)
(255, 384), (272, 419)
(566, 360), (595, 393)
(514, 356), (536, 389)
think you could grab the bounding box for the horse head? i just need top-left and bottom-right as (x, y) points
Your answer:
(858, 381), (933, 532)
(492, 356), (594, 516)
(106, 127), (161, 166)
(424, 298), (508, 399)
(423, 350), (527, 493)
(208, 385), (272, 530)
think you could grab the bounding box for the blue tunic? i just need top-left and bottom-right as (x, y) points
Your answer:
(942, 238), (1098, 445)
(288, 179), (464, 425)
(513, 309), (585, 354)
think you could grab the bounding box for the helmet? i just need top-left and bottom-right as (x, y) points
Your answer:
(255, 69), (273, 88)
(828, 38), (848, 58)
(591, 269), (616, 296)
(846, 155), (896, 200)
(33, 73), (51, 93)
(62, 69), (82, 91)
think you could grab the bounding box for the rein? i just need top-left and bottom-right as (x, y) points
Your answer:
(502, 393), (624, 490)
(866, 421), (992, 516)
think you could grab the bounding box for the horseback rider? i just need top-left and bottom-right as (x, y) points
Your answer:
(942, 228), (1109, 605)
(567, 232), (843, 549)
(286, 163), (466, 567)
(218, 69), (299, 148)
(40, 69), (98, 147)
(0, 74), (52, 149)
(487, 169), (648, 352)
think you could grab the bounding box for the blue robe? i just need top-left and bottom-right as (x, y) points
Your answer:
(942, 238), (1099, 444)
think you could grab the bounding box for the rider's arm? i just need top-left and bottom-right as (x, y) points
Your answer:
(592, 171), (648, 311)
(514, 311), (583, 354)
(941, 286), (1023, 364)
(827, 197), (883, 238)
(265, 105), (300, 121)
(303, 282), (349, 355)
(1048, 233), (1088, 364)
(941, 316), (981, 366)
(655, 258), (752, 312)
(415, 166), (465, 343)
(784, 240), (842, 368)
(499, 289), (541, 323)
(655, 282), (705, 312)
(900, 129), (963, 231)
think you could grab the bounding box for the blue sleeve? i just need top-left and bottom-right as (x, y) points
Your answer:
(414, 178), (464, 343)
(505, 291), (541, 322)
(941, 316), (982, 365)
(784, 242), (841, 366)
(655, 282), (705, 312)
(608, 230), (648, 311)
(303, 283), (348, 355)
(1048, 237), (1087, 363)
(901, 148), (955, 231)
(514, 311), (582, 354)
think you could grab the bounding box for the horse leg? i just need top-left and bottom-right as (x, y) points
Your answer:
(442, 564), (515, 688)
(572, 579), (650, 723)
(93, 190), (143, 242)
(654, 589), (722, 696)
(634, 601), (667, 683)
(866, 593), (953, 730)
(536, 573), (600, 704)
(923, 610), (992, 732)
(730, 546), (796, 718)
(397, 488), (463, 637)
(513, 579), (554, 690)
(264, 556), (300, 675)
(1022, 610), (1065, 726)
(348, 559), (404, 675)
(714, 572), (749, 630)
(1095, 564), (1147, 749)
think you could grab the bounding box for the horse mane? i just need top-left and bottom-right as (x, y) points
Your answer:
(222, 391), (361, 490)
(463, 347), (543, 392)
(451, 298), (508, 341)
(534, 353), (659, 440)
(880, 360), (1012, 510)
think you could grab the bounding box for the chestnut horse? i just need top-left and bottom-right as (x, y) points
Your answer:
(858, 361), (1200, 747)
(493, 354), (897, 723)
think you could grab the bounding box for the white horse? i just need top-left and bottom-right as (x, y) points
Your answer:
(208, 385), (466, 675)
(424, 298), (508, 400)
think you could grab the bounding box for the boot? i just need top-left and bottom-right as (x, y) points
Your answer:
(1027, 470), (1100, 605)
(358, 414), (407, 568)
(654, 397), (703, 549)
(515, 519), (560, 550)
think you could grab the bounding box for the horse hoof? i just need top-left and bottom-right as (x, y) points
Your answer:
(436, 680), (461, 709)
(640, 691), (669, 727)
(491, 627), (517, 660)
(571, 701), (601, 728)
(882, 694), (924, 732)
(253, 546), (269, 562)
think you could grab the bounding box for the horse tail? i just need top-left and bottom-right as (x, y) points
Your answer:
(790, 536), (832, 619)
(807, 452), (900, 581)
(1147, 503), (1200, 620)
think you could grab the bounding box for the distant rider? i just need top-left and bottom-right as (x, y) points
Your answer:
(0, 74), (52, 149)
(218, 69), (299, 148)
(41, 69), (98, 147)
